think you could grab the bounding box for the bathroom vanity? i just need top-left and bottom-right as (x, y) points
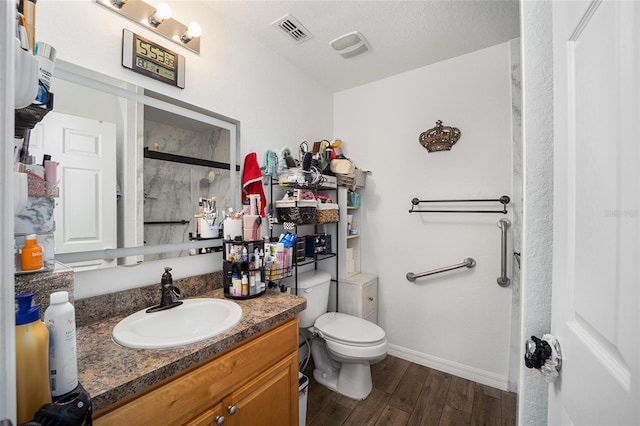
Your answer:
(73, 287), (305, 425)
(95, 318), (298, 425)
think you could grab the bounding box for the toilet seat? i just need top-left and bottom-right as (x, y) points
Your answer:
(314, 312), (386, 346)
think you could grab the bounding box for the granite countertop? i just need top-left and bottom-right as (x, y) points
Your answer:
(78, 288), (306, 414)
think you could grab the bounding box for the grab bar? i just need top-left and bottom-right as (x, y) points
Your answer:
(406, 257), (476, 282)
(497, 219), (511, 287)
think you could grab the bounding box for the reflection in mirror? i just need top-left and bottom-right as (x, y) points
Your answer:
(36, 61), (239, 270)
(143, 105), (232, 261)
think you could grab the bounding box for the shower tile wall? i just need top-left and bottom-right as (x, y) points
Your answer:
(143, 120), (231, 261)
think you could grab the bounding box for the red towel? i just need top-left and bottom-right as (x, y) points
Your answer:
(242, 152), (266, 217)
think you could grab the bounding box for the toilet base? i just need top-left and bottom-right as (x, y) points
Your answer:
(311, 339), (373, 400)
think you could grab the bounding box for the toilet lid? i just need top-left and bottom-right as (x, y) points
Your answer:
(314, 312), (386, 345)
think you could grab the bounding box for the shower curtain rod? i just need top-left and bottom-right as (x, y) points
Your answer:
(408, 195), (510, 214)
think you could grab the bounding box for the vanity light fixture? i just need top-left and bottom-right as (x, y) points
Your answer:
(96, 0), (201, 54)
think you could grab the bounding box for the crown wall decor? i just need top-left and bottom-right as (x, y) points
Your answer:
(419, 120), (461, 152)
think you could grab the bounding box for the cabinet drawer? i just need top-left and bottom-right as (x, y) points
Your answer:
(362, 282), (377, 321)
(95, 318), (298, 425)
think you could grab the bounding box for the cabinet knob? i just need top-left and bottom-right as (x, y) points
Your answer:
(215, 415), (225, 425)
(227, 405), (238, 415)
(368, 297), (374, 301)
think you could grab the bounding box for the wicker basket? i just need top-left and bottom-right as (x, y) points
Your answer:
(354, 169), (369, 188)
(336, 173), (356, 187)
(275, 200), (317, 224)
(316, 203), (339, 223)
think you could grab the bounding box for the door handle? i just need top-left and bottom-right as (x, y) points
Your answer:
(524, 334), (562, 382)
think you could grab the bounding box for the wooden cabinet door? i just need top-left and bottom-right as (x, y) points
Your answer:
(185, 402), (224, 426)
(225, 353), (298, 426)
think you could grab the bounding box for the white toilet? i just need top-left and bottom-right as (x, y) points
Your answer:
(285, 270), (387, 400)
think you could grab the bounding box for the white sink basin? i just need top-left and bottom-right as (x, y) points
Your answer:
(112, 298), (242, 349)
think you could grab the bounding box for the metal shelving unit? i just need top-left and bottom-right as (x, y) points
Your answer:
(269, 179), (340, 308)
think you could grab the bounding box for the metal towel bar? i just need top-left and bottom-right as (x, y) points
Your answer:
(409, 196), (510, 214)
(497, 219), (511, 287)
(406, 258), (476, 282)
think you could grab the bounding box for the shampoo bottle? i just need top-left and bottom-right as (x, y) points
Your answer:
(44, 291), (78, 397)
(15, 293), (51, 424)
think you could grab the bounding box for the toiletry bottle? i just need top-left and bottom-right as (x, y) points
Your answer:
(20, 234), (43, 271)
(249, 271), (256, 295)
(15, 293), (51, 424)
(232, 271), (241, 296)
(242, 246), (248, 262)
(44, 291), (78, 397)
(241, 273), (249, 296)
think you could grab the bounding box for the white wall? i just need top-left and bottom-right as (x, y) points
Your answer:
(34, 0), (333, 297)
(518, 1), (554, 424)
(334, 43), (515, 389)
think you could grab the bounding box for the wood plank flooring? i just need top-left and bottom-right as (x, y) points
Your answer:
(303, 355), (517, 426)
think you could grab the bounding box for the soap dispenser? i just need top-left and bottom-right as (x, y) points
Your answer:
(15, 293), (52, 424)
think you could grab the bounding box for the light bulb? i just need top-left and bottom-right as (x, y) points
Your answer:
(187, 22), (202, 38)
(181, 22), (202, 43)
(148, 2), (172, 27)
(155, 3), (172, 20)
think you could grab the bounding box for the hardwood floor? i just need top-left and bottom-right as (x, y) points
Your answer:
(303, 355), (517, 426)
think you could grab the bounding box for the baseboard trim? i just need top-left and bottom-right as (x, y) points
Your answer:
(387, 344), (509, 391)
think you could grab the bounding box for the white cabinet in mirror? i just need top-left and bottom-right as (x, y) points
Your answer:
(28, 60), (239, 271)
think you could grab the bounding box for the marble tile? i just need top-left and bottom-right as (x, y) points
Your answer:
(143, 120), (232, 261)
(15, 196), (55, 235)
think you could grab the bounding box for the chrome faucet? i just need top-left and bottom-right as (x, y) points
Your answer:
(146, 267), (183, 313)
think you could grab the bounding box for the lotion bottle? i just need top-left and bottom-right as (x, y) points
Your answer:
(44, 291), (78, 397)
(20, 234), (43, 271)
(15, 293), (51, 424)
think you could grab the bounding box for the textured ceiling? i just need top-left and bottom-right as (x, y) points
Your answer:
(210, 1), (521, 92)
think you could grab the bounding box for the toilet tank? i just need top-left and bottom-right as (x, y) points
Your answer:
(283, 270), (331, 328)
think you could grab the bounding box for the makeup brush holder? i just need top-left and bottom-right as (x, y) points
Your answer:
(198, 217), (217, 239)
(223, 218), (243, 240)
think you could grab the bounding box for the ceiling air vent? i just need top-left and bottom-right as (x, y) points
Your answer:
(272, 14), (313, 44)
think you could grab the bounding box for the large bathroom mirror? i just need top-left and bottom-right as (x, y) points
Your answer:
(33, 60), (239, 271)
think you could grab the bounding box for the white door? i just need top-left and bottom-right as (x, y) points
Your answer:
(549, 1), (639, 424)
(36, 112), (117, 269)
